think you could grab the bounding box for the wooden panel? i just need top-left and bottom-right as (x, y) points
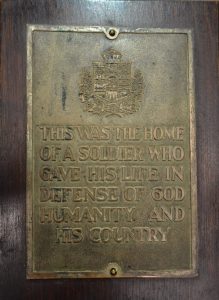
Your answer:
(0, 1), (218, 299)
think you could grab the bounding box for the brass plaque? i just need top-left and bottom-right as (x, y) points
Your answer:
(27, 26), (197, 278)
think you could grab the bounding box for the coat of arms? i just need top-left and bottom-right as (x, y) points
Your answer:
(79, 48), (144, 117)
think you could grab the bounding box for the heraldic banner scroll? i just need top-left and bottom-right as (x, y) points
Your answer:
(26, 26), (197, 279)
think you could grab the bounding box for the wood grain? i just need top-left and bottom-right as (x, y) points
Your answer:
(0, 1), (218, 299)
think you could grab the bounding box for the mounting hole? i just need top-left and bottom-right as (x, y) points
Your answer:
(110, 267), (117, 276)
(109, 29), (116, 37)
(105, 27), (119, 40)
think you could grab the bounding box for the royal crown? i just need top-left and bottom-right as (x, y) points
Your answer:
(101, 48), (122, 63)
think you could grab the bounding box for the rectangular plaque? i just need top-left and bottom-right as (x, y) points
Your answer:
(27, 25), (197, 278)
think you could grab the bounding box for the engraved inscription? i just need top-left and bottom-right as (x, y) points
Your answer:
(37, 124), (186, 246)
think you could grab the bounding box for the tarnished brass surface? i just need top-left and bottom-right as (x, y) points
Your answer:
(27, 26), (197, 278)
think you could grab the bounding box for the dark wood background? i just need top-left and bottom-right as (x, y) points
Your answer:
(1, 1), (218, 299)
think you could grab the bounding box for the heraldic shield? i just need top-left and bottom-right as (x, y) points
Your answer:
(79, 48), (144, 117)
